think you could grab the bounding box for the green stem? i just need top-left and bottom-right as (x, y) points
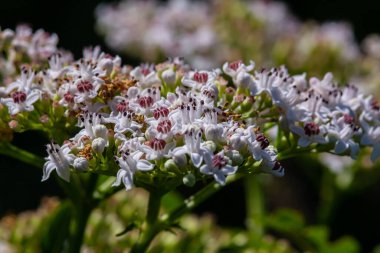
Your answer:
(68, 173), (99, 253)
(164, 173), (243, 225)
(317, 169), (337, 224)
(131, 174), (244, 252)
(68, 206), (92, 253)
(130, 190), (164, 253)
(0, 142), (44, 168)
(277, 147), (311, 160)
(278, 144), (334, 161)
(245, 175), (264, 244)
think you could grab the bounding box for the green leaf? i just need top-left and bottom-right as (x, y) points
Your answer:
(304, 226), (329, 249)
(327, 236), (360, 253)
(265, 208), (305, 233)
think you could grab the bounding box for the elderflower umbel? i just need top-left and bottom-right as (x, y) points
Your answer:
(0, 27), (379, 192)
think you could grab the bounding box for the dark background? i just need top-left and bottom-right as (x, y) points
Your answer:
(1, 0), (380, 252)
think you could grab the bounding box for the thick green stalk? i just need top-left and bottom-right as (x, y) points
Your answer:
(130, 174), (244, 252)
(130, 190), (163, 253)
(245, 175), (264, 244)
(68, 206), (92, 253)
(68, 173), (99, 253)
(164, 173), (243, 225)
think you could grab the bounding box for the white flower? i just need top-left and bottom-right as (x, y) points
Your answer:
(222, 60), (255, 79)
(327, 112), (360, 159)
(69, 62), (104, 103)
(200, 150), (237, 185)
(130, 65), (159, 88)
(259, 147), (285, 177)
(204, 124), (224, 142)
(171, 126), (207, 167)
(48, 53), (70, 79)
(290, 122), (327, 147)
(252, 67), (287, 96)
(360, 123), (380, 162)
(76, 113), (106, 140)
(42, 142), (76, 182)
(1, 89), (40, 115)
(246, 128), (271, 161)
(58, 82), (77, 108)
(228, 125), (248, 151)
(104, 111), (141, 134)
(4, 68), (36, 93)
(162, 68), (176, 86)
(140, 138), (175, 160)
(113, 151), (154, 191)
(182, 70), (215, 90)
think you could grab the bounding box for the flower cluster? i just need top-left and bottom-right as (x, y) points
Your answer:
(95, 0), (226, 69)
(0, 27), (379, 192)
(95, 0), (361, 80)
(0, 25), (72, 84)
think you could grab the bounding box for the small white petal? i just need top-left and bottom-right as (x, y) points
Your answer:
(25, 90), (40, 104)
(314, 135), (328, 144)
(371, 144), (380, 162)
(298, 137), (311, 147)
(272, 167), (285, 177)
(221, 165), (238, 175)
(122, 173), (134, 191)
(191, 153), (203, 168)
(361, 135), (371, 146)
(41, 162), (55, 182)
(112, 169), (127, 187)
(213, 171), (226, 185)
(56, 166), (70, 182)
(251, 148), (263, 161)
(136, 160), (154, 171)
(334, 140), (347, 154)
(290, 125), (305, 136)
(349, 142), (359, 159)
(202, 150), (212, 165)
(200, 164), (213, 175)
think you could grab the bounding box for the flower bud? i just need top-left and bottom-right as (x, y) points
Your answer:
(204, 140), (216, 153)
(241, 96), (255, 112)
(173, 152), (187, 168)
(73, 157), (89, 171)
(127, 87), (139, 98)
(236, 71), (254, 90)
(94, 124), (108, 139)
(92, 137), (107, 154)
(8, 120), (18, 129)
(225, 87), (236, 104)
(162, 68), (176, 86)
(226, 150), (244, 166)
(39, 114), (49, 124)
(164, 159), (179, 173)
(99, 58), (113, 76)
(205, 124), (223, 142)
(183, 173), (196, 187)
(229, 135), (246, 151)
